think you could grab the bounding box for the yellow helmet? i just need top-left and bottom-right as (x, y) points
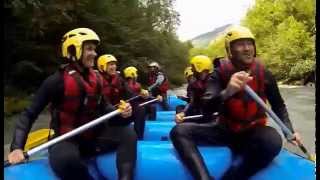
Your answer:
(61, 28), (100, 61)
(190, 55), (213, 73)
(184, 67), (193, 78)
(124, 66), (138, 78)
(97, 54), (117, 72)
(224, 25), (255, 58)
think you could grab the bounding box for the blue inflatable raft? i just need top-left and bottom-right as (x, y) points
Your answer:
(4, 141), (315, 180)
(4, 95), (315, 180)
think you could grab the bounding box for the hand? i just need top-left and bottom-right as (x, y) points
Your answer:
(8, 149), (25, 164)
(289, 132), (302, 146)
(140, 89), (149, 99)
(175, 112), (185, 124)
(156, 95), (163, 102)
(225, 71), (253, 97)
(118, 100), (132, 118)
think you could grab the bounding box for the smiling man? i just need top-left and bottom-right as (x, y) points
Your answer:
(7, 28), (135, 180)
(170, 26), (302, 180)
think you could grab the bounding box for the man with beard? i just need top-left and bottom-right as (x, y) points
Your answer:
(170, 26), (302, 180)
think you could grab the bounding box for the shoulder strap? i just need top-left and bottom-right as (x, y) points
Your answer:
(68, 70), (87, 109)
(94, 70), (103, 105)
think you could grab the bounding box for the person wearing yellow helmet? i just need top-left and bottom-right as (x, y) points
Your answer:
(7, 28), (136, 180)
(171, 25), (302, 180)
(170, 55), (215, 124)
(97, 54), (135, 105)
(123, 66), (150, 140)
(176, 66), (195, 111)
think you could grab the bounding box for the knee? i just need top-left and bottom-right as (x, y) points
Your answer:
(252, 127), (282, 157)
(49, 143), (82, 171)
(170, 124), (189, 141)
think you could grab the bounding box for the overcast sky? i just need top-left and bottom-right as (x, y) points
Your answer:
(174, 0), (255, 41)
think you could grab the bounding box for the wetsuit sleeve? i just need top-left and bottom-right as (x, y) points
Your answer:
(10, 72), (63, 151)
(265, 70), (295, 133)
(148, 73), (165, 91)
(201, 70), (225, 120)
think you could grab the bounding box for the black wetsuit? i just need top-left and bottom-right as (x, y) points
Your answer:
(10, 67), (137, 180)
(170, 68), (294, 180)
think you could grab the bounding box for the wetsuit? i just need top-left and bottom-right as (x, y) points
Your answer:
(170, 59), (294, 180)
(125, 78), (147, 140)
(146, 71), (169, 119)
(10, 64), (137, 180)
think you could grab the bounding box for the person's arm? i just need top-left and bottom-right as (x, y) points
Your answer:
(10, 72), (63, 151)
(148, 73), (165, 91)
(265, 70), (295, 133)
(201, 70), (225, 119)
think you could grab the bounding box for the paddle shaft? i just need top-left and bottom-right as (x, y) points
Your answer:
(182, 115), (203, 120)
(244, 85), (313, 159)
(3, 109), (121, 168)
(5, 98), (159, 167)
(138, 98), (158, 107)
(114, 95), (141, 107)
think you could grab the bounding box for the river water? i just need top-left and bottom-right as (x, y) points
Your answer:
(4, 84), (315, 158)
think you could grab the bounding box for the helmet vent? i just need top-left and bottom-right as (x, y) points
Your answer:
(68, 34), (76, 38)
(79, 32), (87, 35)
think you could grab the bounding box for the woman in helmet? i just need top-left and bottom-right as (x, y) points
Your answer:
(7, 28), (136, 180)
(123, 66), (149, 139)
(171, 26), (302, 180)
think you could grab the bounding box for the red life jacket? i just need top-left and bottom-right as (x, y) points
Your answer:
(218, 58), (267, 132)
(126, 79), (141, 95)
(101, 73), (124, 105)
(148, 71), (169, 94)
(54, 66), (103, 139)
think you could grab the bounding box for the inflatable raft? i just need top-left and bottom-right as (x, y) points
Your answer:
(4, 141), (315, 180)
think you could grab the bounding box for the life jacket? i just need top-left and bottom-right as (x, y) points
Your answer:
(148, 71), (169, 94)
(218, 58), (267, 132)
(51, 65), (103, 140)
(126, 78), (141, 95)
(101, 73), (124, 105)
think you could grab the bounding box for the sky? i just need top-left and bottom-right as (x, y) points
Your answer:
(174, 0), (255, 41)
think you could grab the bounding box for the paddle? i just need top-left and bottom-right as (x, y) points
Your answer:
(4, 98), (159, 167)
(182, 114), (203, 120)
(114, 95), (141, 107)
(18, 95), (157, 153)
(24, 129), (55, 151)
(138, 96), (162, 107)
(179, 112), (219, 121)
(243, 85), (315, 162)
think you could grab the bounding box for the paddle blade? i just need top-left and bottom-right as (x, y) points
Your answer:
(308, 154), (316, 162)
(24, 129), (55, 151)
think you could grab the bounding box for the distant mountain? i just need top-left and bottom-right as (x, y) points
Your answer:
(190, 24), (232, 48)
